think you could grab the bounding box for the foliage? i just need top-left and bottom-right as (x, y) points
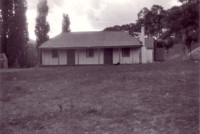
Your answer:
(103, 23), (141, 36)
(179, 0), (198, 3)
(1, 0), (29, 67)
(164, 1), (199, 51)
(157, 37), (174, 53)
(0, 6), (2, 53)
(137, 7), (149, 20)
(26, 41), (38, 67)
(136, 5), (167, 37)
(62, 14), (70, 32)
(103, 1), (199, 52)
(35, 0), (50, 47)
(104, 5), (166, 37)
(1, 0), (13, 54)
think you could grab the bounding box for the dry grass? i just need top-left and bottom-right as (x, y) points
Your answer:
(0, 60), (199, 134)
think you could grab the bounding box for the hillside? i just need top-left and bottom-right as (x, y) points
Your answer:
(0, 60), (199, 134)
(165, 42), (200, 60)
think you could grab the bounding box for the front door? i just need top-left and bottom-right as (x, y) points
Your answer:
(67, 49), (75, 65)
(104, 48), (113, 65)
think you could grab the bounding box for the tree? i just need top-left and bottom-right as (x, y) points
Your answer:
(35, 0), (50, 47)
(163, 37), (174, 53)
(103, 1), (199, 54)
(137, 7), (149, 20)
(0, 8), (2, 53)
(150, 5), (166, 37)
(136, 5), (166, 37)
(1, 0), (13, 54)
(163, 0), (199, 51)
(179, 0), (198, 4)
(1, 0), (29, 67)
(62, 14), (70, 32)
(12, 0), (29, 67)
(103, 23), (140, 37)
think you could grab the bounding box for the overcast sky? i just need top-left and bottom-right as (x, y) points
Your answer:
(26, 0), (181, 40)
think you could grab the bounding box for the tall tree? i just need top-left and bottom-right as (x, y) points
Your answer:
(179, 0), (198, 4)
(150, 5), (166, 37)
(137, 7), (149, 20)
(35, 0), (50, 47)
(62, 14), (70, 32)
(164, 0), (199, 51)
(12, 0), (29, 67)
(136, 5), (166, 37)
(1, 0), (13, 54)
(0, 8), (2, 53)
(1, 0), (29, 67)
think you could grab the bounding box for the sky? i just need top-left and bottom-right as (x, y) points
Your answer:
(26, 0), (181, 40)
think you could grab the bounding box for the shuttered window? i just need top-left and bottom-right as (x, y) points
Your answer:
(52, 49), (58, 58)
(86, 49), (94, 58)
(122, 48), (130, 57)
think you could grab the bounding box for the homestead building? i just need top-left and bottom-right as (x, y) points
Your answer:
(39, 28), (154, 66)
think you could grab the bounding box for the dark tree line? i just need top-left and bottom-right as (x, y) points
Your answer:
(1, 0), (29, 67)
(1, 0), (71, 68)
(1, 0), (51, 67)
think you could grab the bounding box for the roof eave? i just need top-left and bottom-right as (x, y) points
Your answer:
(39, 45), (142, 49)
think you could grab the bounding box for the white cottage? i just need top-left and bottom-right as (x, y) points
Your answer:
(39, 31), (154, 66)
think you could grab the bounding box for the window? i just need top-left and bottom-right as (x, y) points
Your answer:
(86, 49), (94, 58)
(52, 49), (58, 58)
(122, 48), (130, 57)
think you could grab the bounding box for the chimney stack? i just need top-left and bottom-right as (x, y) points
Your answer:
(140, 25), (147, 63)
(139, 25), (145, 47)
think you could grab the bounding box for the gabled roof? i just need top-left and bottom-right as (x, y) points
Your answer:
(39, 31), (142, 49)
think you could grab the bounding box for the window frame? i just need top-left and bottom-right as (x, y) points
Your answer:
(52, 49), (58, 58)
(122, 48), (130, 57)
(86, 49), (94, 58)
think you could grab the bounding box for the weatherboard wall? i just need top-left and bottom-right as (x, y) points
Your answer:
(42, 49), (67, 65)
(59, 50), (67, 65)
(75, 49), (104, 65)
(42, 50), (51, 65)
(41, 48), (141, 66)
(113, 48), (140, 64)
(146, 49), (154, 63)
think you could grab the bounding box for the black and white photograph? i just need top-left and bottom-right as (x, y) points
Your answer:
(0, 0), (199, 133)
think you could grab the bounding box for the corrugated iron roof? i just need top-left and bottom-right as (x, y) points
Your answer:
(39, 31), (142, 49)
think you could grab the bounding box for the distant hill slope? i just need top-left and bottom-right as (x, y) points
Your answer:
(190, 47), (200, 60)
(27, 39), (36, 47)
(165, 42), (199, 60)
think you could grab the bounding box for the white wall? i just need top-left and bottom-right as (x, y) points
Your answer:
(42, 49), (67, 65)
(42, 50), (52, 65)
(146, 49), (153, 63)
(75, 49), (104, 65)
(140, 47), (154, 64)
(113, 48), (141, 64)
(113, 48), (120, 64)
(59, 50), (67, 65)
(41, 48), (141, 65)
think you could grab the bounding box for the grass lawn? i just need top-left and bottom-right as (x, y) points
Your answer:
(0, 60), (199, 134)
